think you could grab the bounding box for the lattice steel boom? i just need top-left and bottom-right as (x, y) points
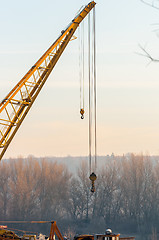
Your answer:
(0, 1), (96, 160)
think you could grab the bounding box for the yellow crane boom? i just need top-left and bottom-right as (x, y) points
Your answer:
(0, 1), (96, 160)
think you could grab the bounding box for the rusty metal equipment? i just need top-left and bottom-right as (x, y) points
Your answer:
(49, 221), (64, 240)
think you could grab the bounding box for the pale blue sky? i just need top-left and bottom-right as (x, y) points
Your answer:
(1, 0), (159, 158)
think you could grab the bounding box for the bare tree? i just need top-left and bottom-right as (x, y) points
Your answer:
(120, 154), (147, 230)
(67, 177), (84, 220)
(9, 158), (41, 219)
(1, 155), (159, 236)
(95, 161), (120, 226)
(0, 161), (11, 219)
(151, 227), (157, 240)
(67, 161), (92, 222)
(37, 159), (71, 220)
(77, 161), (92, 221)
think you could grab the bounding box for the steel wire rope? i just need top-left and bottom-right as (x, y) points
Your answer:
(88, 13), (92, 174)
(79, 27), (82, 111)
(88, 8), (97, 175)
(82, 21), (85, 110)
(88, 6), (97, 189)
(90, 9), (95, 173)
(79, 21), (85, 117)
(91, 11), (94, 172)
(0, 221), (51, 223)
(93, 7), (97, 171)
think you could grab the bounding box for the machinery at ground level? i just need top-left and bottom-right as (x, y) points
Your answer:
(0, 222), (135, 240)
(74, 233), (135, 240)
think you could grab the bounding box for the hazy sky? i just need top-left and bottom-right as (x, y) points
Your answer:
(1, 0), (159, 158)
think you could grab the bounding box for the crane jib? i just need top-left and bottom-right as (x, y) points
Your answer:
(0, 1), (96, 160)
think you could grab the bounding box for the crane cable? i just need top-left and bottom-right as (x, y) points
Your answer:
(89, 7), (97, 193)
(78, 8), (97, 192)
(93, 7), (97, 172)
(88, 13), (92, 175)
(79, 22), (85, 119)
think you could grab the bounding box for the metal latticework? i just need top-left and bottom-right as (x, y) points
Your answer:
(0, 1), (96, 160)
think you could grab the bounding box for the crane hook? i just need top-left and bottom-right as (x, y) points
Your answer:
(80, 108), (85, 119)
(89, 172), (97, 193)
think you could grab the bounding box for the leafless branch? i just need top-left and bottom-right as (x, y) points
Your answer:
(137, 44), (159, 63)
(140, 0), (159, 9)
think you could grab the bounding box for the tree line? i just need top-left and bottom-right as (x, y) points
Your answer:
(0, 154), (159, 239)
